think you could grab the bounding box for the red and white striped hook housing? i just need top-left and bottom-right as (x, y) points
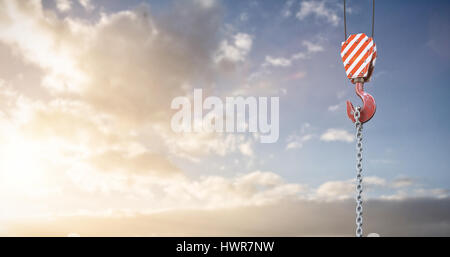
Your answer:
(341, 33), (377, 123)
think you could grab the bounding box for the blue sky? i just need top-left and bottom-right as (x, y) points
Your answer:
(38, 0), (450, 200)
(131, 0), (450, 194)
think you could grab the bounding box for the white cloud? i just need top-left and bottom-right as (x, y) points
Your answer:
(291, 52), (306, 60)
(316, 180), (353, 200)
(6, 197), (450, 236)
(235, 33), (252, 50)
(239, 141), (254, 157)
(0, 0), (225, 121)
(292, 40), (325, 60)
(415, 188), (449, 199)
(328, 104), (340, 112)
(392, 177), (414, 188)
(263, 40), (324, 68)
(315, 176), (445, 202)
(315, 176), (387, 201)
(231, 80), (283, 96)
(365, 176), (387, 187)
(286, 71), (307, 80)
(157, 170), (305, 209)
(78, 0), (94, 11)
(237, 171), (283, 187)
(302, 40), (324, 53)
(0, 0), (240, 199)
(239, 12), (249, 21)
(56, 0), (72, 12)
(281, 0), (295, 18)
(263, 56), (292, 67)
(286, 141), (300, 150)
(317, 178), (450, 202)
(320, 129), (354, 143)
(194, 0), (216, 9)
(296, 0), (340, 26)
(286, 123), (314, 150)
(381, 188), (449, 201)
(156, 124), (257, 161)
(63, 166), (305, 209)
(215, 33), (253, 63)
(286, 134), (313, 150)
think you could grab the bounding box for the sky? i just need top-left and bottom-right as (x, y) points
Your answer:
(0, 0), (449, 236)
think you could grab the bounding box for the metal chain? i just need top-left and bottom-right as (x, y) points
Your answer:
(354, 107), (363, 237)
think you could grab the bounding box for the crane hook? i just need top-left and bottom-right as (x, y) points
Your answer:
(346, 82), (376, 123)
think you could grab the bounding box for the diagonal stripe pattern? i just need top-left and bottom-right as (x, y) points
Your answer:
(340, 33), (377, 81)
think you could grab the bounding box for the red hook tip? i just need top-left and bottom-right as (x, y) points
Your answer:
(346, 83), (376, 123)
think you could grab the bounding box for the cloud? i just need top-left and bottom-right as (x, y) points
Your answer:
(320, 129), (354, 143)
(0, 0), (223, 124)
(239, 141), (254, 157)
(22, 100), (116, 146)
(281, 0), (295, 18)
(262, 40), (324, 68)
(234, 70), (286, 96)
(193, 0), (217, 9)
(315, 177), (387, 200)
(158, 129), (256, 161)
(163, 170), (305, 209)
(392, 177), (415, 188)
(0, 1), (263, 183)
(78, 0), (94, 11)
(286, 134), (314, 150)
(56, 0), (72, 12)
(0, 0), (248, 162)
(88, 150), (180, 176)
(296, 0), (340, 26)
(215, 33), (253, 64)
(302, 40), (324, 53)
(314, 176), (448, 202)
(285, 71), (307, 81)
(414, 188), (449, 199)
(292, 40), (325, 60)
(0, 0), (265, 213)
(263, 56), (292, 67)
(5, 198), (450, 236)
(60, 167), (305, 210)
(286, 123), (314, 150)
(328, 104), (340, 112)
(365, 176), (388, 187)
(316, 180), (353, 200)
(0, 1), (87, 93)
(380, 187), (448, 201)
(239, 12), (249, 21)
(315, 176), (388, 201)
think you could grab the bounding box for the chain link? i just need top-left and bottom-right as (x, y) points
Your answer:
(354, 107), (363, 237)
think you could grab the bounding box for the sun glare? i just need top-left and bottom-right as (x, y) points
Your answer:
(0, 133), (46, 195)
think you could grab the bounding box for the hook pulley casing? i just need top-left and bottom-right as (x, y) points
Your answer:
(341, 33), (377, 84)
(341, 33), (377, 124)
